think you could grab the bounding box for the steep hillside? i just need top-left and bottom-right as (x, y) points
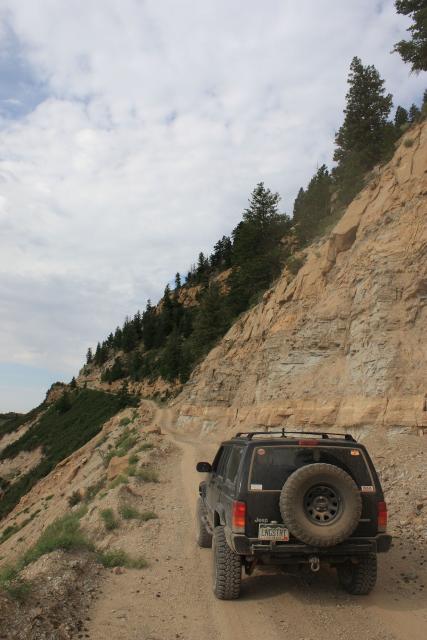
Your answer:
(0, 387), (136, 520)
(174, 120), (427, 436)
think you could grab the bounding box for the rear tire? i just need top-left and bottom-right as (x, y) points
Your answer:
(196, 497), (212, 548)
(337, 554), (377, 595)
(212, 526), (242, 600)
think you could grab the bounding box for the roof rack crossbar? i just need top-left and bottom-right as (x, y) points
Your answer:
(234, 431), (356, 442)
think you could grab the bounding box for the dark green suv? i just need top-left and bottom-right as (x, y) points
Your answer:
(196, 431), (391, 600)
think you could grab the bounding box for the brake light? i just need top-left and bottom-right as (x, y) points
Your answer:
(377, 501), (388, 531)
(298, 439), (319, 446)
(232, 501), (246, 533)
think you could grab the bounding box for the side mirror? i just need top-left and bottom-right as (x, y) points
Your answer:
(196, 461), (212, 473)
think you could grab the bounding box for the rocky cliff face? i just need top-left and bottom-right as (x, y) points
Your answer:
(175, 122), (427, 437)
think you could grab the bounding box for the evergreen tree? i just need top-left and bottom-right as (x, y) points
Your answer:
(334, 57), (393, 173)
(70, 376), (77, 390)
(293, 165), (332, 243)
(56, 390), (72, 414)
(122, 317), (138, 352)
(409, 103), (421, 121)
(113, 326), (123, 349)
(228, 183), (290, 313)
(159, 328), (183, 381)
(141, 300), (157, 350)
(394, 105), (409, 129)
(190, 284), (230, 357)
(393, 0), (427, 72)
(86, 348), (93, 365)
(175, 272), (182, 290)
(94, 342), (102, 365)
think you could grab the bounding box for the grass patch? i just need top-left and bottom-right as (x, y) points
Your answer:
(128, 453), (139, 465)
(108, 474), (129, 489)
(97, 549), (147, 569)
(119, 417), (131, 426)
(135, 467), (159, 483)
(100, 508), (119, 531)
(118, 505), (157, 521)
(137, 443), (154, 452)
(404, 138), (414, 147)
(22, 507), (92, 566)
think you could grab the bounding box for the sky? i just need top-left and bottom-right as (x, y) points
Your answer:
(0, 0), (425, 412)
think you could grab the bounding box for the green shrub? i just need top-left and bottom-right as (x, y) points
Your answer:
(137, 443), (154, 452)
(108, 474), (128, 489)
(97, 549), (147, 569)
(100, 508), (119, 531)
(0, 566), (30, 601)
(119, 417), (131, 426)
(135, 467), (159, 483)
(128, 453), (139, 465)
(118, 505), (157, 521)
(22, 507), (92, 566)
(68, 490), (82, 507)
(139, 510), (158, 522)
(85, 478), (106, 502)
(404, 138), (414, 147)
(119, 505), (140, 520)
(0, 524), (20, 544)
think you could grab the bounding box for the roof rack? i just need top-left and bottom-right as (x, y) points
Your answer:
(234, 430), (356, 442)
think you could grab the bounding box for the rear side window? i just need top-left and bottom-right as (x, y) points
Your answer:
(250, 446), (373, 491)
(216, 447), (231, 478)
(224, 446), (243, 485)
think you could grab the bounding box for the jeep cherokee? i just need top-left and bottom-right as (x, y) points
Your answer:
(196, 430), (391, 600)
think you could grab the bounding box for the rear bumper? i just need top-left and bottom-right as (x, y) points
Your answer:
(227, 532), (392, 558)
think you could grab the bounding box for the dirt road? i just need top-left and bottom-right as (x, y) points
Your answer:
(88, 431), (427, 640)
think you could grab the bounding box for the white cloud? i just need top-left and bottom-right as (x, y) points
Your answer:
(0, 0), (425, 384)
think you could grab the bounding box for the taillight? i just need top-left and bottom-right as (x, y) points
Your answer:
(298, 439), (319, 446)
(377, 501), (388, 531)
(232, 501), (246, 533)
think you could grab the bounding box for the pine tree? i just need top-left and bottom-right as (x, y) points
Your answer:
(393, 1), (427, 72)
(409, 103), (421, 122)
(228, 183), (290, 313)
(394, 105), (409, 129)
(70, 376), (77, 390)
(113, 326), (122, 349)
(175, 272), (182, 290)
(141, 300), (157, 350)
(292, 165), (332, 243)
(56, 390), (72, 414)
(334, 57), (393, 172)
(190, 284), (230, 357)
(86, 348), (93, 365)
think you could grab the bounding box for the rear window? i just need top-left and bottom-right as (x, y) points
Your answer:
(249, 446), (373, 491)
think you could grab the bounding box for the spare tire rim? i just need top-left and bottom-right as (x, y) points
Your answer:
(304, 484), (342, 525)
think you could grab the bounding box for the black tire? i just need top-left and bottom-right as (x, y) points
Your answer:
(196, 497), (212, 548)
(337, 554), (377, 595)
(279, 463), (362, 547)
(212, 526), (242, 600)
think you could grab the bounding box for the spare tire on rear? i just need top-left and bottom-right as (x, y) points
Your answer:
(279, 463), (362, 547)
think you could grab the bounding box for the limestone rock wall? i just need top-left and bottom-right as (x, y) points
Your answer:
(174, 122), (427, 436)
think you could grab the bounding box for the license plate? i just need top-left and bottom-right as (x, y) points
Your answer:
(258, 524), (289, 541)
